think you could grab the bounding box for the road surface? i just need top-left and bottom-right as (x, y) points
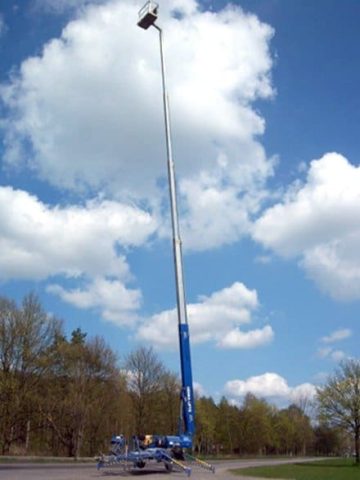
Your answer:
(0, 457), (324, 480)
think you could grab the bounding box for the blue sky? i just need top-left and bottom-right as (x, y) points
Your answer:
(0, 0), (359, 405)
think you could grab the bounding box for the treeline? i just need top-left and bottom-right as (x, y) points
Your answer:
(0, 294), (346, 458)
(0, 294), (180, 457)
(195, 395), (346, 457)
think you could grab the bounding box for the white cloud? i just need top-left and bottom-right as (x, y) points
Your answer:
(193, 381), (206, 397)
(226, 373), (290, 398)
(48, 277), (141, 325)
(330, 350), (347, 362)
(0, 186), (156, 281)
(253, 153), (360, 300)
(317, 346), (347, 362)
(321, 328), (352, 344)
(289, 383), (317, 403)
(218, 325), (274, 349)
(178, 170), (272, 250)
(0, 186), (157, 324)
(136, 282), (273, 349)
(1, 0), (274, 250)
(34, 0), (106, 13)
(225, 372), (316, 402)
(179, 178), (251, 251)
(316, 328), (350, 367)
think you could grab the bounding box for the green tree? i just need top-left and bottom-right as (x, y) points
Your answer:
(286, 404), (314, 455)
(215, 397), (236, 453)
(240, 394), (274, 455)
(157, 371), (181, 434)
(41, 330), (117, 457)
(273, 409), (295, 455)
(195, 397), (218, 454)
(317, 359), (360, 464)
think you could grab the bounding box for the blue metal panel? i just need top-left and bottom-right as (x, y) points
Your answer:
(178, 323), (195, 437)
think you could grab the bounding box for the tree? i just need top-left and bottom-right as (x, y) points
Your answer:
(215, 397), (236, 453)
(0, 294), (58, 454)
(317, 359), (360, 464)
(195, 397), (218, 454)
(157, 371), (181, 434)
(41, 330), (118, 457)
(273, 408), (295, 455)
(313, 424), (344, 456)
(125, 346), (165, 434)
(282, 404), (314, 455)
(240, 394), (274, 455)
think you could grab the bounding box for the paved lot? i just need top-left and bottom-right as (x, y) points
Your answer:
(0, 457), (323, 480)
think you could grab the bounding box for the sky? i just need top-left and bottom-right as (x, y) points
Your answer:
(0, 0), (359, 407)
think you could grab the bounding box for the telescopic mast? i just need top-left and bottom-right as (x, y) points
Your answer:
(137, 0), (195, 440)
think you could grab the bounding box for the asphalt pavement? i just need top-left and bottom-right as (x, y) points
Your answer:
(0, 457), (324, 480)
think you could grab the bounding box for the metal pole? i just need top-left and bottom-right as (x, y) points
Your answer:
(153, 25), (188, 327)
(152, 21), (195, 437)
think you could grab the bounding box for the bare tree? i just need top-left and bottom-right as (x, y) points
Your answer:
(0, 293), (58, 454)
(125, 346), (165, 434)
(317, 359), (360, 464)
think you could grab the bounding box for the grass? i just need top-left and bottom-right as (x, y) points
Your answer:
(231, 459), (360, 480)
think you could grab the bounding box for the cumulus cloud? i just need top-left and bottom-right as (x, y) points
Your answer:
(253, 153), (360, 300)
(225, 372), (316, 402)
(1, 0), (274, 250)
(226, 373), (289, 398)
(0, 186), (157, 323)
(290, 383), (317, 404)
(178, 170), (271, 250)
(48, 277), (141, 325)
(218, 325), (273, 349)
(136, 282), (273, 349)
(321, 328), (352, 344)
(0, 186), (156, 281)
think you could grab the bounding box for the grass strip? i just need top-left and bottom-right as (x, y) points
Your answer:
(231, 459), (360, 480)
